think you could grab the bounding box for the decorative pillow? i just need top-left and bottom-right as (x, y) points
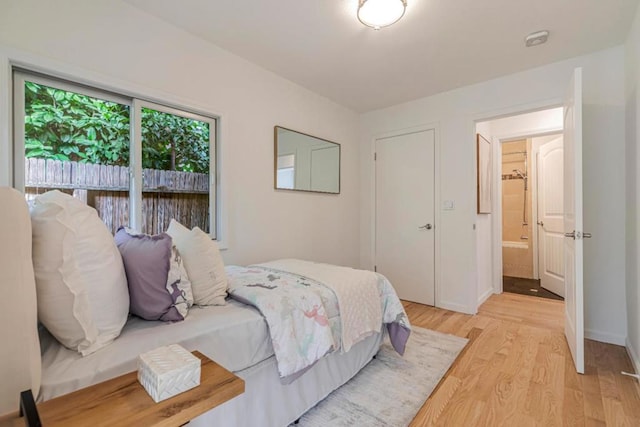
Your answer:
(168, 245), (194, 317)
(30, 190), (129, 356)
(115, 228), (193, 321)
(166, 219), (227, 306)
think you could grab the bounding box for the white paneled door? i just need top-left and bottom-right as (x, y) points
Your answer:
(564, 68), (585, 374)
(375, 129), (435, 306)
(537, 137), (565, 297)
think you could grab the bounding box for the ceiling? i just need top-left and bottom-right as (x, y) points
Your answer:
(125, 0), (639, 112)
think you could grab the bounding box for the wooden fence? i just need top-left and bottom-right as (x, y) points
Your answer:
(24, 158), (211, 235)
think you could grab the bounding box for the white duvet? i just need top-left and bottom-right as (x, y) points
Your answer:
(259, 259), (383, 352)
(226, 259), (410, 379)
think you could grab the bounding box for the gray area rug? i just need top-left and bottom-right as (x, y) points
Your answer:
(294, 327), (468, 427)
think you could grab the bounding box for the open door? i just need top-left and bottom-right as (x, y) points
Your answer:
(538, 137), (565, 298)
(563, 68), (586, 374)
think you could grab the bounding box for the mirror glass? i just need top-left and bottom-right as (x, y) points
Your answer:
(274, 126), (340, 194)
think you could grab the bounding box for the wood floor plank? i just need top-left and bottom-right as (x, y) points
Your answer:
(405, 292), (640, 427)
(563, 387), (586, 426)
(582, 366), (607, 422)
(602, 397), (631, 427)
(410, 375), (461, 426)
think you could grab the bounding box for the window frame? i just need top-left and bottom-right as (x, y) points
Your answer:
(12, 70), (220, 239)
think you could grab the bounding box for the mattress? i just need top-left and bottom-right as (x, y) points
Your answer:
(39, 300), (273, 401)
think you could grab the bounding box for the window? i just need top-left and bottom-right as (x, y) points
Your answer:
(138, 103), (214, 235)
(13, 71), (218, 238)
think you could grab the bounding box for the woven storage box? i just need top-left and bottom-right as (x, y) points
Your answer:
(138, 344), (201, 403)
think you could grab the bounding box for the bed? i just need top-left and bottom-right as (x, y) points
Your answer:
(39, 300), (385, 426)
(0, 187), (410, 426)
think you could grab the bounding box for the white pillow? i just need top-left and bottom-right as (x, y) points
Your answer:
(30, 191), (129, 355)
(166, 219), (227, 305)
(167, 244), (194, 318)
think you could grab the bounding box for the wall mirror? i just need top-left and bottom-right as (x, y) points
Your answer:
(274, 126), (340, 194)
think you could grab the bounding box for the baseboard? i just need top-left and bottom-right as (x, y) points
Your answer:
(585, 329), (626, 346)
(437, 300), (476, 315)
(477, 288), (493, 306)
(626, 337), (640, 375)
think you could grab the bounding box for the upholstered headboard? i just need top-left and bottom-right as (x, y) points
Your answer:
(0, 187), (41, 415)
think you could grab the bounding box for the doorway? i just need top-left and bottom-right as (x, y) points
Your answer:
(501, 134), (564, 301)
(476, 68), (585, 374)
(475, 107), (565, 302)
(374, 128), (436, 306)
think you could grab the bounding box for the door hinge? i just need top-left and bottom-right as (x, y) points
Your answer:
(374, 152), (377, 161)
(374, 265), (377, 272)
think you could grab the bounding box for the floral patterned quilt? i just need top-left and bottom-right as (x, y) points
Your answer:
(226, 263), (410, 379)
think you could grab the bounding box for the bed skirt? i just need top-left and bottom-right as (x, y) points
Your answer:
(191, 331), (384, 427)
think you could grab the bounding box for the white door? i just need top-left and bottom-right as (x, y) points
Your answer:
(375, 129), (435, 305)
(537, 137), (565, 297)
(564, 68), (585, 374)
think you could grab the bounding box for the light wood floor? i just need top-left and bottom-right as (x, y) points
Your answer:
(406, 293), (640, 426)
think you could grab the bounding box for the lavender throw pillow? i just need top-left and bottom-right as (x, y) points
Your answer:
(115, 228), (184, 322)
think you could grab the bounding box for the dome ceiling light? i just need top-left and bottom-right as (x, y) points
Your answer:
(357, 0), (407, 30)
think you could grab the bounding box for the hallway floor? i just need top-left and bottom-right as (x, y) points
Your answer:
(503, 276), (563, 301)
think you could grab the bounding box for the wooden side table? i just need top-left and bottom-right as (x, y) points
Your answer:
(35, 351), (244, 427)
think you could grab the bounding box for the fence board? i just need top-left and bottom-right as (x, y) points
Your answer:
(24, 159), (210, 235)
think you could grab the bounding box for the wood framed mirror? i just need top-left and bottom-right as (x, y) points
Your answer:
(274, 126), (340, 194)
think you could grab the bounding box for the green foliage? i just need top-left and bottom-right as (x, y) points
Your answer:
(25, 81), (130, 165)
(24, 82), (210, 173)
(141, 108), (210, 173)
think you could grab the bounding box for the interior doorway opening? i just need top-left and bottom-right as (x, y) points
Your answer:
(475, 69), (584, 374)
(475, 107), (565, 304)
(501, 134), (564, 301)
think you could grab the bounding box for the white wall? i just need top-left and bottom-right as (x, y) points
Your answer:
(0, 0), (361, 268)
(625, 4), (640, 373)
(360, 47), (628, 344)
(475, 121), (493, 305)
(486, 109), (564, 138)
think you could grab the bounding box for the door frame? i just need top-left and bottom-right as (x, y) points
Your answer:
(369, 123), (441, 307)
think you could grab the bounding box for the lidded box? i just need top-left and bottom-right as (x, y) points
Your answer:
(138, 344), (201, 403)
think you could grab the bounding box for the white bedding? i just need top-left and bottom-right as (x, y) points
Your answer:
(39, 300), (273, 401)
(226, 261), (409, 380)
(260, 259), (383, 352)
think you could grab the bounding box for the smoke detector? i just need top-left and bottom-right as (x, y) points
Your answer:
(525, 30), (549, 47)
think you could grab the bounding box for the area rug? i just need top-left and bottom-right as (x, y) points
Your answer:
(293, 327), (468, 427)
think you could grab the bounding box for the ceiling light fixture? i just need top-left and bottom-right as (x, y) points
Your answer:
(525, 30), (549, 47)
(357, 0), (407, 30)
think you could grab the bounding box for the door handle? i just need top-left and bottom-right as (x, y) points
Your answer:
(418, 223), (433, 230)
(537, 221), (544, 227)
(564, 231), (592, 240)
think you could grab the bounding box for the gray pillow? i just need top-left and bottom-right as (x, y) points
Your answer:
(115, 228), (183, 322)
